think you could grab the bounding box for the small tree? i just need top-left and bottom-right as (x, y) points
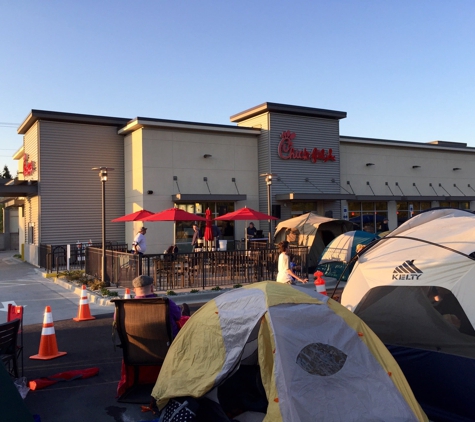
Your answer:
(1, 165), (12, 179)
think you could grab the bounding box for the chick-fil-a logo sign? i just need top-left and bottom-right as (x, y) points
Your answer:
(23, 153), (36, 176)
(277, 130), (336, 163)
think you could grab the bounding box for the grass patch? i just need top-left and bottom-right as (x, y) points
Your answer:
(233, 284), (243, 289)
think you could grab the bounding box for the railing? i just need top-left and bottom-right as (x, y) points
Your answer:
(39, 242), (128, 273)
(85, 246), (309, 290)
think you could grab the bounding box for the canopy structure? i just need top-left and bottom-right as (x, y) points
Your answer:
(274, 212), (354, 269)
(152, 282), (427, 421)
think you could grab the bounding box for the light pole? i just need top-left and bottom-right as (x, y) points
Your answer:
(92, 166), (113, 285)
(260, 173), (277, 243)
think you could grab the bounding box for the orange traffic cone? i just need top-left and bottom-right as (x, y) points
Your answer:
(73, 285), (96, 321)
(30, 306), (67, 360)
(313, 270), (327, 296)
(123, 288), (131, 299)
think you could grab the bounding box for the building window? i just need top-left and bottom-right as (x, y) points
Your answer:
(348, 202), (388, 233)
(174, 202), (236, 247)
(291, 202), (316, 215)
(28, 222), (34, 244)
(438, 201), (470, 210)
(396, 201), (432, 226)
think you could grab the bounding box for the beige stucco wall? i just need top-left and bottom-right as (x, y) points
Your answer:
(340, 141), (475, 197)
(124, 126), (260, 254)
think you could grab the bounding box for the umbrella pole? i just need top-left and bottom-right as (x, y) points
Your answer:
(245, 221), (247, 250)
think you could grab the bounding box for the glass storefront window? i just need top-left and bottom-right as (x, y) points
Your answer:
(291, 202), (315, 214)
(396, 201), (432, 226)
(173, 202), (236, 248)
(347, 202), (388, 233)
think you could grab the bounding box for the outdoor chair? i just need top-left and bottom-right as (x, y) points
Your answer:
(114, 298), (172, 403)
(7, 305), (24, 377)
(0, 318), (21, 378)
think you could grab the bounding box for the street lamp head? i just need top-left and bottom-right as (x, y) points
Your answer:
(260, 172), (277, 185)
(92, 166), (114, 182)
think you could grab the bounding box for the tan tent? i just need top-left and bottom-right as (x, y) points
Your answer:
(274, 212), (354, 269)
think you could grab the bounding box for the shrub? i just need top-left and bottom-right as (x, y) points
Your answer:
(167, 290), (177, 296)
(211, 286), (222, 291)
(88, 279), (106, 291)
(233, 284), (242, 289)
(100, 288), (118, 297)
(190, 289), (199, 293)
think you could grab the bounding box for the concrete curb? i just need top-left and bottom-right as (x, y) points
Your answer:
(35, 269), (229, 306)
(34, 268), (344, 307)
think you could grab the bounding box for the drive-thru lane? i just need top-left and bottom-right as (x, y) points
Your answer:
(0, 251), (113, 326)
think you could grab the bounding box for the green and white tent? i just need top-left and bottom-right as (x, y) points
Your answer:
(152, 282), (427, 421)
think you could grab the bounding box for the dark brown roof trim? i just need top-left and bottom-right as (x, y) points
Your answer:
(18, 110), (130, 134)
(230, 102), (347, 123)
(172, 194), (247, 203)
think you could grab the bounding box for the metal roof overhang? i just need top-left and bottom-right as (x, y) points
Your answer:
(0, 182), (38, 197)
(275, 192), (475, 202)
(172, 194), (247, 203)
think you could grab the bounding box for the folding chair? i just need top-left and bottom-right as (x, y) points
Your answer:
(114, 298), (172, 403)
(0, 319), (21, 378)
(7, 305), (24, 377)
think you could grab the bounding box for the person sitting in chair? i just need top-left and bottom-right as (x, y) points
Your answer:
(247, 222), (257, 239)
(132, 275), (182, 338)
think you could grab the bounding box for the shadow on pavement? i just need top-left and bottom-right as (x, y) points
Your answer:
(23, 313), (158, 422)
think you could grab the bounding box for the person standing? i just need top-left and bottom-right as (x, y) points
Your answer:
(132, 227), (147, 255)
(191, 224), (201, 250)
(276, 241), (308, 284)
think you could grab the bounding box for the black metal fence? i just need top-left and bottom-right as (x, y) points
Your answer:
(39, 242), (128, 273)
(85, 245), (309, 290)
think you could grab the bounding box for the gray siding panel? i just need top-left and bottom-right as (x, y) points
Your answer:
(269, 114), (341, 198)
(38, 121), (125, 245)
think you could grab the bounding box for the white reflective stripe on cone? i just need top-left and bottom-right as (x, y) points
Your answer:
(43, 313), (53, 324)
(42, 327), (55, 335)
(79, 298), (89, 305)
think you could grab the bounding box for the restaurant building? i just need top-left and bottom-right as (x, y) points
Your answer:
(2, 102), (475, 265)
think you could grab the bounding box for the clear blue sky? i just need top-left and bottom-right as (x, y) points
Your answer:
(1, 1), (474, 174)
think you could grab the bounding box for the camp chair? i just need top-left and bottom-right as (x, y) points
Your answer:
(0, 318), (21, 378)
(114, 298), (172, 403)
(7, 305), (24, 377)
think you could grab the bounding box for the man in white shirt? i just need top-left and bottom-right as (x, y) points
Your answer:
(133, 227), (147, 254)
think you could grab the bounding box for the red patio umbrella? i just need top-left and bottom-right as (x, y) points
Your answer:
(204, 208), (214, 249)
(214, 207), (278, 222)
(111, 209), (155, 222)
(142, 208), (206, 222)
(214, 206), (278, 249)
(142, 208), (206, 246)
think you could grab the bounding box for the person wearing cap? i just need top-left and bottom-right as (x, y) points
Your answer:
(132, 275), (182, 338)
(133, 227), (147, 254)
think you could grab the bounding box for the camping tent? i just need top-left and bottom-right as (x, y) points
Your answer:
(274, 212), (354, 270)
(341, 208), (475, 421)
(152, 282), (427, 421)
(316, 230), (379, 281)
